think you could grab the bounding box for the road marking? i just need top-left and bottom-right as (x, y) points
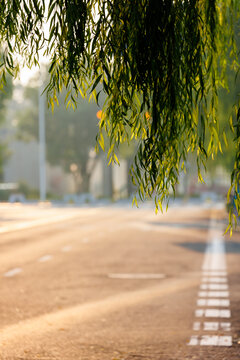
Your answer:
(202, 228), (226, 271)
(193, 322), (231, 332)
(200, 283), (228, 290)
(202, 271), (227, 276)
(188, 215), (232, 347)
(200, 335), (219, 346)
(197, 299), (230, 307)
(108, 273), (166, 280)
(218, 336), (232, 346)
(208, 299), (229, 307)
(201, 335), (232, 346)
(38, 255), (53, 263)
(193, 322), (201, 331)
(195, 309), (231, 318)
(203, 322), (219, 331)
(220, 322), (231, 331)
(201, 277), (227, 283)
(61, 246), (72, 252)
(3, 268), (22, 277)
(195, 309), (204, 317)
(198, 291), (229, 298)
(0, 212), (88, 234)
(189, 335), (232, 346)
(203, 322), (231, 331)
(188, 335), (198, 346)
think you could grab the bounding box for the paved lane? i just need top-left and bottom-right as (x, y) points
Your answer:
(0, 203), (239, 359)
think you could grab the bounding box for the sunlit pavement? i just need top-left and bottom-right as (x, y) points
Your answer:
(0, 202), (239, 359)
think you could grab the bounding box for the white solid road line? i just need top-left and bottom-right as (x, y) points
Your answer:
(3, 268), (23, 277)
(108, 273), (166, 280)
(38, 255), (53, 263)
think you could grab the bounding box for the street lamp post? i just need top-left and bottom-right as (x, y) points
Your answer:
(38, 82), (46, 202)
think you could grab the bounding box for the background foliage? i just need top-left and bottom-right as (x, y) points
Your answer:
(0, 74), (12, 180)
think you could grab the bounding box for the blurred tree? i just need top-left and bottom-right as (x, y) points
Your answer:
(118, 141), (137, 198)
(17, 83), (99, 193)
(208, 80), (239, 174)
(0, 1), (240, 228)
(206, 21), (240, 175)
(0, 75), (13, 181)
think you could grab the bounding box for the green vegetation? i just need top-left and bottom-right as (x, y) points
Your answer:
(1, 1), (240, 231)
(0, 75), (12, 180)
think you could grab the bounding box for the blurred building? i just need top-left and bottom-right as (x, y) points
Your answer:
(3, 140), (129, 199)
(0, 87), (129, 200)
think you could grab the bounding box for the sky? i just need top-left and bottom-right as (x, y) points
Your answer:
(14, 0), (50, 87)
(15, 66), (39, 86)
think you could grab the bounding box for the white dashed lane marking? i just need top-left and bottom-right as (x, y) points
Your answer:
(195, 309), (231, 318)
(61, 245), (72, 252)
(202, 322), (231, 331)
(201, 277), (227, 283)
(188, 215), (232, 347)
(3, 244), (74, 279)
(200, 283), (228, 290)
(198, 291), (229, 298)
(193, 322), (201, 331)
(189, 335), (232, 346)
(38, 255), (53, 263)
(3, 242), (75, 279)
(0, 212), (90, 234)
(108, 273), (166, 280)
(197, 299), (230, 307)
(202, 271), (227, 276)
(3, 268), (23, 277)
(188, 335), (198, 346)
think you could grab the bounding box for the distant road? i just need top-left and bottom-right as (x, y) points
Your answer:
(0, 203), (239, 359)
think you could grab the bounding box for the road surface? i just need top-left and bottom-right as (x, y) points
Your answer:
(0, 202), (239, 359)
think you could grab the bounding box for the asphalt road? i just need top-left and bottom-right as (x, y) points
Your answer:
(0, 203), (239, 360)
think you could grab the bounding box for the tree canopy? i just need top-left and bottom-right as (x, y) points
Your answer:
(1, 0), (240, 231)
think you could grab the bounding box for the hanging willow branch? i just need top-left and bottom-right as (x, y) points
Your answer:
(0, 0), (240, 231)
